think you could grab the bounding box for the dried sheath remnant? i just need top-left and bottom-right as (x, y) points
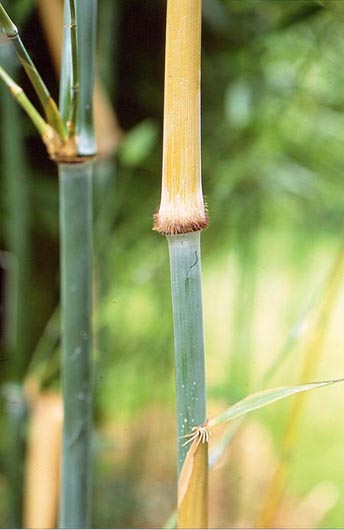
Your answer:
(153, 0), (208, 235)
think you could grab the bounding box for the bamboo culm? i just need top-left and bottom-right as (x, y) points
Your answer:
(58, 1), (97, 526)
(59, 162), (93, 528)
(167, 231), (207, 474)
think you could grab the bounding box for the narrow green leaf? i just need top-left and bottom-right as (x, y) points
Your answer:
(208, 378), (344, 427)
(208, 419), (242, 468)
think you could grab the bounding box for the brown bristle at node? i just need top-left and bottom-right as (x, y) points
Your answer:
(153, 213), (209, 236)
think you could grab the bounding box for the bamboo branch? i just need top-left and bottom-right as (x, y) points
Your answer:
(0, 63), (64, 156)
(0, 2), (66, 139)
(37, 0), (121, 157)
(67, 0), (78, 134)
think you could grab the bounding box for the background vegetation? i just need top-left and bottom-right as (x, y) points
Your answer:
(1, 0), (344, 527)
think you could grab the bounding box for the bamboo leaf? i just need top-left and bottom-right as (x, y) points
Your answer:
(208, 419), (242, 468)
(208, 378), (344, 427)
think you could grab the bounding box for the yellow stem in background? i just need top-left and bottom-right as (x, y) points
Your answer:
(257, 242), (344, 527)
(24, 392), (63, 529)
(37, 0), (122, 158)
(153, 0), (207, 235)
(93, 81), (122, 157)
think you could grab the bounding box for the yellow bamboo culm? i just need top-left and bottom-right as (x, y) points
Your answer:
(153, 0), (208, 235)
(24, 393), (63, 529)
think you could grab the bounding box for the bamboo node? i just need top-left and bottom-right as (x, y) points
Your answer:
(180, 423), (211, 447)
(6, 30), (19, 39)
(41, 124), (64, 158)
(153, 212), (208, 235)
(42, 129), (96, 163)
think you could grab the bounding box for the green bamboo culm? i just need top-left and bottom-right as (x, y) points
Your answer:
(59, 0), (97, 155)
(59, 162), (93, 528)
(167, 232), (207, 472)
(0, 3), (96, 526)
(58, 1), (97, 527)
(153, 1), (208, 527)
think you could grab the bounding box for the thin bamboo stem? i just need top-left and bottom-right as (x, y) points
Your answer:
(0, 64), (48, 135)
(0, 2), (66, 138)
(74, 1), (97, 156)
(67, 0), (78, 134)
(0, 62), (65, 157)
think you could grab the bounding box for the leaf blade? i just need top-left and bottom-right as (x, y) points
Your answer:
(208, 378), (344, 427)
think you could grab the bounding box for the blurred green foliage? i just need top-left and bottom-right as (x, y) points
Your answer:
(1, 0), (35, 26)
